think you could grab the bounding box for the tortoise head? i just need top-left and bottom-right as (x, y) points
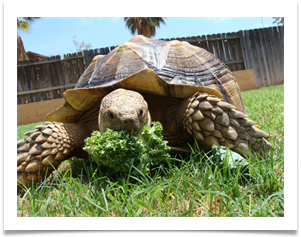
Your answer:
(98, 88), (151, 135)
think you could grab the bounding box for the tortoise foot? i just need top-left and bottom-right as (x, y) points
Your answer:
(17, 122), (87, 190)
(183, 92), (272, 156)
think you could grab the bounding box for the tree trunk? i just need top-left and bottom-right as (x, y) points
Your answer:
(17, 35), (29, 61)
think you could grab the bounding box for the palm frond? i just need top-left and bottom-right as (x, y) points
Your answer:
(17, 17), (41, 33)
(124, 17), (166, 38)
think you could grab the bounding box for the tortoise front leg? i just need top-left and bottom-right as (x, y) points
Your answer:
(17, 122), (93, 190)
(179, 92), (272, 156)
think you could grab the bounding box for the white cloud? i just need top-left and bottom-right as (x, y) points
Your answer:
(111, 17), (122, 23)
(205, 17), (233, 23)
(77, 17), (121, 26)
(78, 17), (95, 26)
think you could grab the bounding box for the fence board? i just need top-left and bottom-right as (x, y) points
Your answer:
(222, 33), (231, 67)
(268, 28), (281, 83)
(17, 63), (29, 104)
(206, 34), (214, 55)
(44, 58), (56, 99)
(255, 28), (266, 87)
(274, 27), (284, 83)
(238, 30), (250, 70)
(262, 28), (277, 86)
(278, 26), (284, 61)
(199, 35), (208, 50)
(226, 33), (237, 71)
(248, 29), (261, 87)
(26, 59), (36, 102)
(226, 33), (235, 71)
(39, 59), (52, 101)
(212, 35), (219, 56)
(277, 27), (284, 84)
(77, 53), (86, 82)
(216, 34), (225, 62)
(55, 55), (65, 96)
(232, 32), (244, 70)
(49, 56), (61, 98)
(256, 29), (269, 87)
(245, 30), (254, 70)
(260, 28), (271, 87)
(63, 55), (71, 85)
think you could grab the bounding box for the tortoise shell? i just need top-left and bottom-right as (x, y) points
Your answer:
(47, 35), (246, 123)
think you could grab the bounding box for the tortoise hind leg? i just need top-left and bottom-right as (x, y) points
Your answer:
(17, 122), (93, 190)
(180, 92), (272, 156)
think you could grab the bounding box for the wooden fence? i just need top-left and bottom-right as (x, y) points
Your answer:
(17, 25), (284, 105)
(239, 26), (284, 88)
(17, 52), (85, 104)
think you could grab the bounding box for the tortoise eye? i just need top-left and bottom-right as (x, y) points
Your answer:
(139, 109), (143, 118)
(109, 112), (115, 120)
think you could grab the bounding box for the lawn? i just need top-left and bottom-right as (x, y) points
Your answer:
(17, 84), (284, 217)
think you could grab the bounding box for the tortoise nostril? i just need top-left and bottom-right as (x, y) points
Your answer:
(123, 119), (133, 125)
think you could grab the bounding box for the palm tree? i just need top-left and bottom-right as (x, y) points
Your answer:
(124, 17), (166, 38)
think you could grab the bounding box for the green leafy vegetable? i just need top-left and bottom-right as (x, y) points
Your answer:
(83, 121), (170, 174)
(211, 144), (249, 174)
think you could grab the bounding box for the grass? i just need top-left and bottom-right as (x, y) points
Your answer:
(17, 84), (284, 217)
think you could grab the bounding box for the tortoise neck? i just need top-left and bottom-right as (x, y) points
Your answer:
(77, 104), (100, 132)
(141, 93), (192, 146)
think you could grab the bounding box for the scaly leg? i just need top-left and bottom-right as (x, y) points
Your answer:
(179, 92), (272, 156)
(17, 122), (93, 190)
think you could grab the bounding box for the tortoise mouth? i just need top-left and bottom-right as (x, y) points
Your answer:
(110, 115), (144, 135)
(113, 124), (142, 136)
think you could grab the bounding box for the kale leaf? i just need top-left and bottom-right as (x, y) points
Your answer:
(83, 122), (170, 174)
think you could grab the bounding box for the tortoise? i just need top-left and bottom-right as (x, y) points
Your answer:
(17, 35), (272, 188)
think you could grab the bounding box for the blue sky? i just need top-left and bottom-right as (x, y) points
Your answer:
(18, 17), (277, 57)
